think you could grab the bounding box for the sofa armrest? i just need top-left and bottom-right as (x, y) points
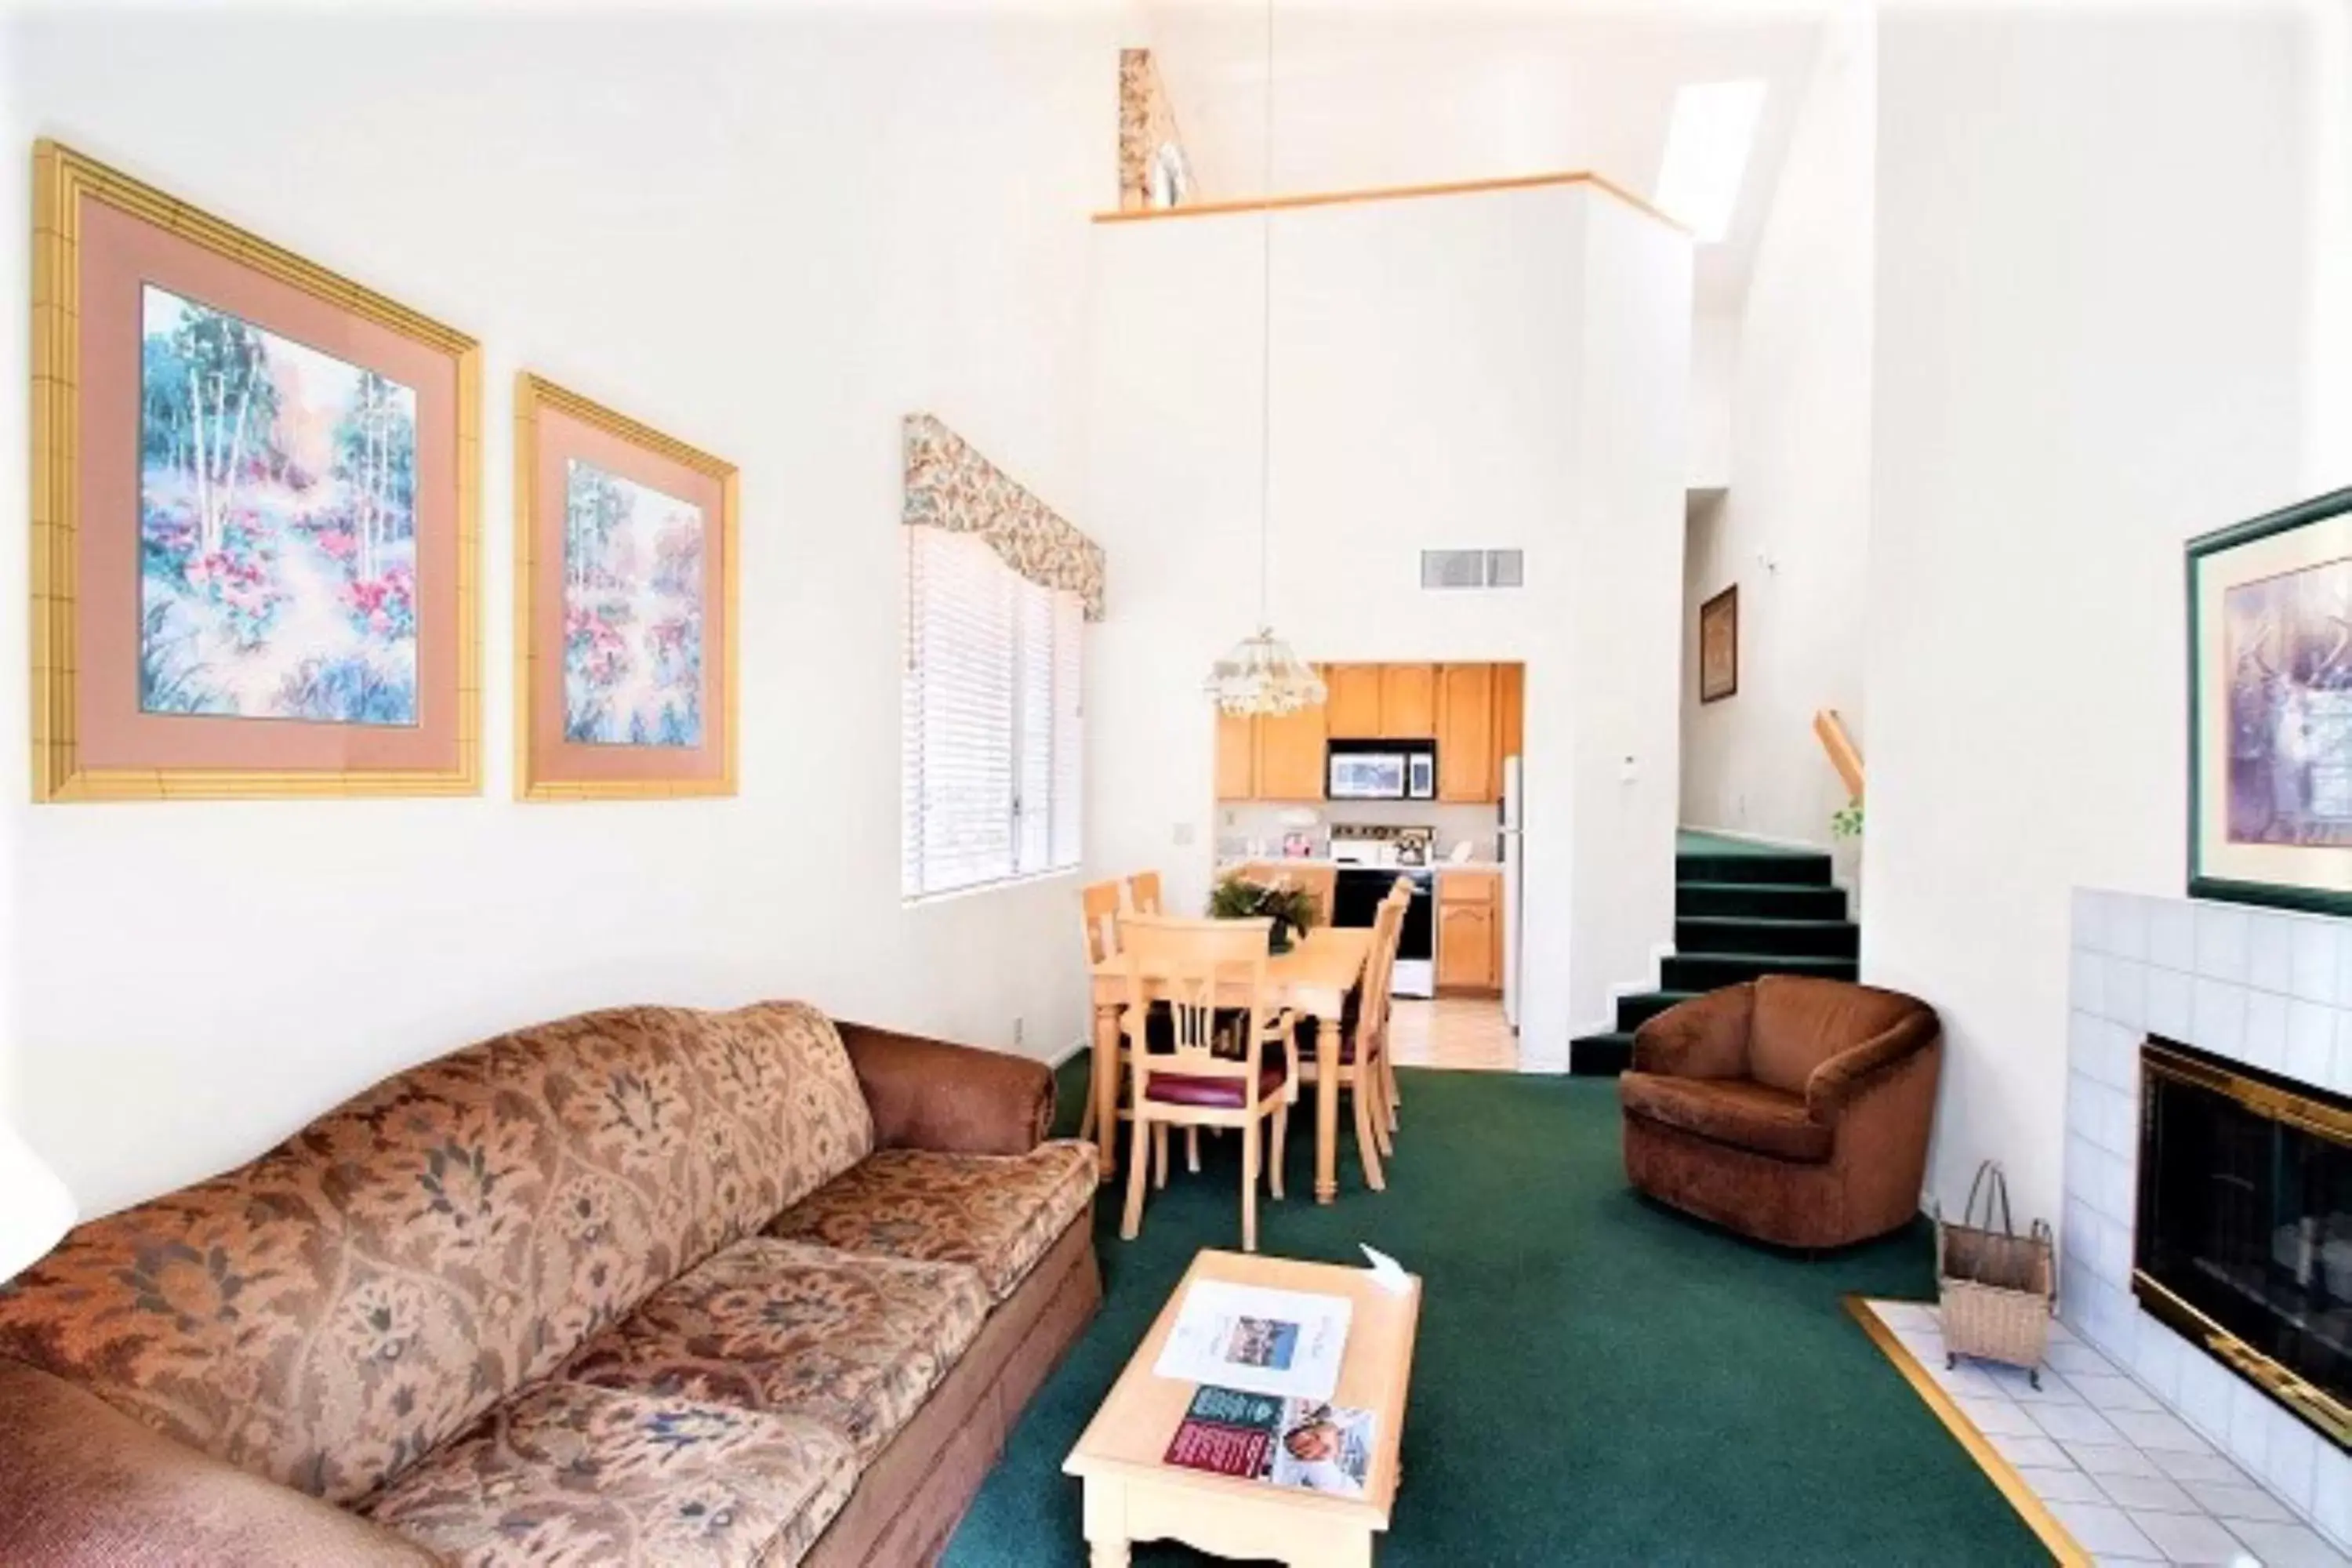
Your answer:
(0, 1359), (434, 1567)
(837, 1022), (1054, 1156)
(1805, 1011), (1940, 1122)
(1631, 984), (1755, 1080)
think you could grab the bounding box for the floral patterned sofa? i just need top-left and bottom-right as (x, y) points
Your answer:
(0, 1001), (1099, 1567)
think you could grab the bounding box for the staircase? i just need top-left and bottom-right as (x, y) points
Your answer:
(1568, 831), (1858, 1076)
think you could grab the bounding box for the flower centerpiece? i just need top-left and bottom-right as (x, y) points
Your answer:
(1209, 870), (1322, 953)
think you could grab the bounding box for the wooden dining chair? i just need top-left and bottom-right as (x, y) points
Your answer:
(1382, 875), (1413, 1131)
(1297, 891), (1403, 1190)
(1076, 878), (1127, 1145)
(1124, 870), (1163, 915)
(1117, 914), (1297, 1252)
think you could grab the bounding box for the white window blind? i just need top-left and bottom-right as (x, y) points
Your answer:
(902, 527), (1085, 899)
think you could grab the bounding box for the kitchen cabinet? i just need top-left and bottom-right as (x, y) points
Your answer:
(1492, 662), (1524, 784)
(1436, 664), (1495, 803)
(1323, 665), (1385, 739)
(1214, 662), (1520, 803)
(1378, 664), (1438, 739)
(1436, 869), (1501, 993)
(1214, 708), (1256, 801)
(1254, 688), (1328, 800)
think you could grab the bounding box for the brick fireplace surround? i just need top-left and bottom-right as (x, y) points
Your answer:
(2066, 889), (2352, 1550)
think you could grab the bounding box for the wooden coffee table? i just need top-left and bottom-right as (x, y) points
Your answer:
(1063, 1248), (1422, 1568)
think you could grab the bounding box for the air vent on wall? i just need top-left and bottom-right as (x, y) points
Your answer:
(1421, 549), (1524, 590)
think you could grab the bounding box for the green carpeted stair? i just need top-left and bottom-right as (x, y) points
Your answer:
(1570, 830), (1858, 1076)
(942, 1061), (2042, 1566)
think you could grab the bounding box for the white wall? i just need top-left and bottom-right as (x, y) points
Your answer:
(0, 4), (1122, 1216)
(1686, 310), (1736, 492)
(1679, 3), (1875, 858)
(1862, 1), (2323, 1229)
(1084, 183), (1688, 1067)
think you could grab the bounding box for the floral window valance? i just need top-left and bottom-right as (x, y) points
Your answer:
(902, 413), (1105, 620)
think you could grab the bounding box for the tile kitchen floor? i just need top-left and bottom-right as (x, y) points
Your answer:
(1386, 996), (1517, 1072)
(1858, 1298), (2346, 1567)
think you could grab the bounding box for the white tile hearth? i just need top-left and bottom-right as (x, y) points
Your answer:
(1858, 1298), (2344, 1566)
(2063, 887), (2352, 1557)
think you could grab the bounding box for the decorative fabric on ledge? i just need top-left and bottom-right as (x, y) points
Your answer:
(902, 414), (1105, 620)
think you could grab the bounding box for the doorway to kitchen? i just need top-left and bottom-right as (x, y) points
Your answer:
(1214, 659), (1526, 1073)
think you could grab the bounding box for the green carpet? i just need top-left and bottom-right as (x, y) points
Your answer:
(944, 1064), (2045, 1566)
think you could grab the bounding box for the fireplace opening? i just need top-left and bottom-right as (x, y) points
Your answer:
(2134, 1036), (2351, 1450)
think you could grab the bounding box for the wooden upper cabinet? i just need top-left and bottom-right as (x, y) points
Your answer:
(1492, 662), (1524, 785)
(1254, 681), (1328, 800)
(1436, 664), (1495, 802)
(1323, 665), (1385, 740)
(1214, 709), (1256, 801)
(1378, 664), (1438, 739)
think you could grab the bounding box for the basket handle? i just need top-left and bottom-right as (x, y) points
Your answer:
(1963, 1160), (2014, 1236)
(2032, 1218), (2057, 1311)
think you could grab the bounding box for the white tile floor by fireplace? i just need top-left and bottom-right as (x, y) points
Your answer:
(2056, 888), (2352, 1557)
(1861, 1299), (2343, 1566)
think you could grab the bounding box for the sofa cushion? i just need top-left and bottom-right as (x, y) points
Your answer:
(1619, 1073), (1834, 1164)
(362, 1381), (856, 1568)
(557, 1239), (986, 1463)
(764, 1142), (1096, 1302)
(1748, 977), (1926, 1096)
(0, 1000), (874, 1506)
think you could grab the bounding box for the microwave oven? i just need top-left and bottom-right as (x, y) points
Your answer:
(1327, 740), (1437, 800)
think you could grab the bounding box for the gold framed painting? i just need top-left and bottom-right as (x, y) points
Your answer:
(1698, 583), (1739, 703)
(514, 375), (738, 800)
(30, 141), (480, 800)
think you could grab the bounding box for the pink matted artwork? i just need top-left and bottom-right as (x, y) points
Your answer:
(31, 142), (479, 800)
(514, 375), (737, 800)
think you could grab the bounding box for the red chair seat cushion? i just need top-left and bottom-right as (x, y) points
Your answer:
(1618, 1072), (1833, 1163)
(1145, 1052), (1288, 1109)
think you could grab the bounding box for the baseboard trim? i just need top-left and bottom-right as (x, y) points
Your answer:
(1049, 1036), (1088, 1071)
(1680, 822), (1834, 855)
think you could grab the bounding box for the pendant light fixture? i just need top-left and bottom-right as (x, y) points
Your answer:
(1205, 0), (1326, 718)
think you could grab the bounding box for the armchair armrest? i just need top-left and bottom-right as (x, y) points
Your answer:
(0, 1359), (433, 1567)
(836, 1021), (1054, 1156)
(1632, 984), (1755, 1079)
(1804, 1011), (1940, 1122)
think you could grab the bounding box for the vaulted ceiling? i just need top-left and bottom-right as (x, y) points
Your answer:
(1135, 1), (1831, 313)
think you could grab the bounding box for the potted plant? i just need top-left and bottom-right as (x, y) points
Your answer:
(1209, 872), (1322, 953)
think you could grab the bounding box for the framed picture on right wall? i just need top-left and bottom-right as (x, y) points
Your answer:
(1698, 584), (1739, 703)
(2187, 487), (2352, 914)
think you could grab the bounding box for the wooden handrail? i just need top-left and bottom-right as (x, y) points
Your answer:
(1091, 169), (1689, 234)
(1813, 709), (1864, 799)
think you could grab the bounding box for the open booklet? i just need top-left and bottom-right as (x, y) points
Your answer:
(1152, 1279), (1352, 1403)
(1163, 1385), (1377, 1497)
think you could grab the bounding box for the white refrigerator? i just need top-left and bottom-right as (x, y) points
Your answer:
(1499, 755), (1525, 1031)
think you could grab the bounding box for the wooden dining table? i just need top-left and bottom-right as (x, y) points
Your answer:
(1087, 924), (1376, 1206)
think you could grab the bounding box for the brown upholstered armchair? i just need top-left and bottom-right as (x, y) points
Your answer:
(1619, 977), (1941, 1249)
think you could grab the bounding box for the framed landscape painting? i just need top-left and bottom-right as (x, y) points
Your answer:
(514, 376), (737, 800)
(30, 142), (479, 800)
(1698, 584), (1739, 703)
(2187, 488), (2352, 914)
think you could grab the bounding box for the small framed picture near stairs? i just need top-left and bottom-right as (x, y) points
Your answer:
(1699, 584), (1739, 704)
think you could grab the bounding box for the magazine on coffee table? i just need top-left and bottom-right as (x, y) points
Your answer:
(1152, 1279), (1352, 1402)
(1163, 1385), (1377, 1497)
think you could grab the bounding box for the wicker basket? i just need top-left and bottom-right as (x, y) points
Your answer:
(1936, 1161), (2056, 1386)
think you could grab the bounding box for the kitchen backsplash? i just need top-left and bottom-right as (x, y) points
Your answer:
(1216, 800), (1501, 862)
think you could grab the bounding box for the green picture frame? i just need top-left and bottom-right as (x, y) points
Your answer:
(2185, 486), (2352, 915)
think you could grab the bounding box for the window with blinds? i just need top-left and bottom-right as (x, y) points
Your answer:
(902, 527), (1084, 899)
